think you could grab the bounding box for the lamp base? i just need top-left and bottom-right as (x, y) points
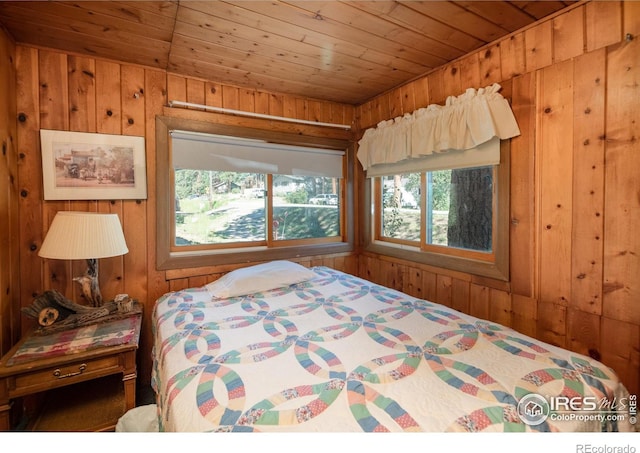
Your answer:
(73, 258), (103, 307)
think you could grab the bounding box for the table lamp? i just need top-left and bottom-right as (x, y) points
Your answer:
(38, 211), (129, 307)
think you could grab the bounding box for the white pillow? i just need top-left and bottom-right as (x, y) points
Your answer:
(204, 260), (316, 299)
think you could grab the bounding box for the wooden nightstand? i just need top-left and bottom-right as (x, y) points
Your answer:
(0, 312), (142, 431)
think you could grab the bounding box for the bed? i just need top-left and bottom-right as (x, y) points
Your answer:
(151, 261), (634, 432)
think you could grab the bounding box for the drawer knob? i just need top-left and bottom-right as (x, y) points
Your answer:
(53, 363), (87, 379)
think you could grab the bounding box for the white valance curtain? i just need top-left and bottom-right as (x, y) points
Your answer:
(357, 83), (521, 175)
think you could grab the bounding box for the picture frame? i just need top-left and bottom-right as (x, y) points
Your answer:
(40, 129), (147, 200)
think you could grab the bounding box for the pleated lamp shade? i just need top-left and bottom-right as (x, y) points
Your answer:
(39, 211), (129, 260)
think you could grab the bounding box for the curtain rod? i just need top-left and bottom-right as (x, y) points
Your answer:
(168, 100), (352, 130)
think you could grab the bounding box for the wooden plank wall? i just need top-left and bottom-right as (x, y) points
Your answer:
(11, 47), (356, 385)
(355, 1), (639, 395)
(0, 29), (19, 356)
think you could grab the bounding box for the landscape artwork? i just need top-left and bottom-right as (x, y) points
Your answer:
(40, 129), (147, 200)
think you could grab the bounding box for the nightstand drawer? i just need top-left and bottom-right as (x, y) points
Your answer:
(11, 355), (122, 397)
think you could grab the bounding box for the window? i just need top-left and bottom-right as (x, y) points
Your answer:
(156, 116), (354, 270)
(174, 170), (267, 246)
(375, 166), (495, 256)
(174, 171), (342, 246)
(365, 140), (509, 281)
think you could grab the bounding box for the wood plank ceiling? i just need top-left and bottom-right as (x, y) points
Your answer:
(0, 1), (577, 104)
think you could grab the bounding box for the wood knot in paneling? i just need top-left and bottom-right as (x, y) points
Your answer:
(603, 281), (625, 294)
(588, 349), (601, 361)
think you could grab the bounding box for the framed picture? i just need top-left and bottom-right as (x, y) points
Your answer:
(40, 129), (147, 200)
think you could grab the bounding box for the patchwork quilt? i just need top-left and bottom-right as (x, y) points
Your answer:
(152, 266), (634, 432)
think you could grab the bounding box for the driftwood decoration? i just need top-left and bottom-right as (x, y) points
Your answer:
(22, 290), (141, 335)
(74, 258), (103, 307)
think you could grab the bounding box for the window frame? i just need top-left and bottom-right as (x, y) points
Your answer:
(156, 115), (354, 271)
(363, 140), (510, 281)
